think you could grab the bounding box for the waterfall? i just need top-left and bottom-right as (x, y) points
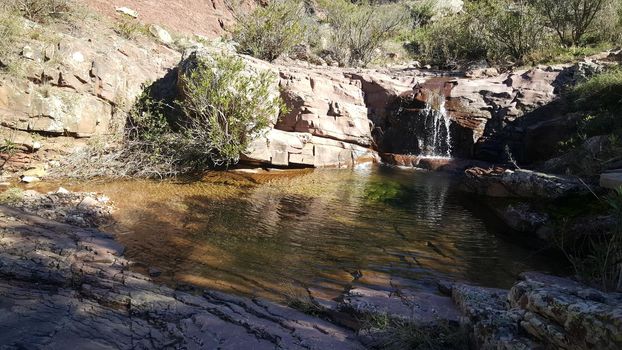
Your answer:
(415, 92), (452, 158)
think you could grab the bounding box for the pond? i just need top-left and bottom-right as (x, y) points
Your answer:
(58, 165), (566, 301)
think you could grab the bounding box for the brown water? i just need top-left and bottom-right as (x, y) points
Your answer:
(50, 166), (566, 301)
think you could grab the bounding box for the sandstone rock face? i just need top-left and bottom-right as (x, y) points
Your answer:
(180, 51), (380, 168)
(0, 19), (180, 170)
(278, 68), (372, 147)
(84, 0), (256, 38)
(0, 14), (614, 173)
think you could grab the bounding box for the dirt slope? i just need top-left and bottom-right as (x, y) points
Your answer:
(82, 0), (257, 37)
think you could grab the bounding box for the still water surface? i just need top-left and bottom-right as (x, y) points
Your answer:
(65, 166), (565, 301)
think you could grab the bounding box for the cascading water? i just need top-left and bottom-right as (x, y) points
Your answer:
(414, 92), (453, 158)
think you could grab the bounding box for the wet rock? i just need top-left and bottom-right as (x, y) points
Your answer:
(6, 189), (113, 228)
(148, 267), (162, 277)
(341, 286), (460, 325)
(380, 153), (491, 173)
(463, 167), (586, 199)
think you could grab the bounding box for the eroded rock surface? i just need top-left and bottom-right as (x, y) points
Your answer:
(453, 272), (622, 350)
(0, 206), (363, 349)
(462, 167), (586, 199)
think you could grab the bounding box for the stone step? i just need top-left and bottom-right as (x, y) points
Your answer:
(600, 172), (622, 190)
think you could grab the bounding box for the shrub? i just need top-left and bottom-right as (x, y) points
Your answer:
(572, 68), (622, 114)
(0, 8), (21, 67)
(0, 187), (24, 205)
(405, 0), (438, 28)
(533, 0), (609, 47)
(8, 0), (69, 23)
(559, 188), (622, 292)
(115, 15), (149, 40)
(317, 0), (409, 67)
(176, 53), (278, 167)
(232, 0), (307, 61)
(58, 53), (283, 179)
(411, 0), (549, 66)
(360, 312), (469, 350)
(411, 11), (486, 67)
(472, 0), (547, 62)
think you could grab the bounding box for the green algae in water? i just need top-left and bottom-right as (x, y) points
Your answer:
(363, 180), (413, 205)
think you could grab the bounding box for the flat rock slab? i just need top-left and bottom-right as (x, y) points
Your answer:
(0, 206), (363, 350)
(342, 286), (460, 324)
(600, 172), (622, 190)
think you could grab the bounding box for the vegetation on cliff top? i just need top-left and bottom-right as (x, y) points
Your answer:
(232, 0), (622, 68)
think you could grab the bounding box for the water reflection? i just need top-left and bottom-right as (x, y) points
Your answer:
(63, 166), (565, 301)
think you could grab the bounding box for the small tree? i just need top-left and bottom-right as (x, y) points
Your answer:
(472, 0), (546, 61)
(318, 0), (409, 67)
(533, 0), (607, 46)
(232, 0), (307, 62)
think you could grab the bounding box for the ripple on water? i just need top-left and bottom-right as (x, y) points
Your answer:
(47, 166), (567, 301)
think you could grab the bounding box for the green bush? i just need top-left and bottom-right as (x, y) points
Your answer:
(0, 8), (21, 67)
(62, 53), (283, 178)
(411, 11), (486, 67)
(533, 0), (610, 47)
(559, 188), (622, 292)
(232, 0), (307, 61)
(474, 0), (547, 61)
(114, 15), (150, 40)
(405, 0), (438, 28)
(572, 68), (622, 114)
(411, 0), (549, 66)
(8, 0), (69, 23)
(0, 187), (24, 205)
(318, 0), (409, 67)
(175, 53), (280, 168)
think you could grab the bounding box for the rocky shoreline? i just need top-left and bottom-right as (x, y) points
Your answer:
(1, 189), (620, 349)
(0, 200), (363, 349)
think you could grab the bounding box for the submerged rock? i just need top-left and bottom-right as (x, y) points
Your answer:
(6, 189), (113, 228)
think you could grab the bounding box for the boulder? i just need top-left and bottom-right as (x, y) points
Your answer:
(116, 7), (139, 18)
(509, 272), (622, 350)
(493, 202), (554, 240)
(149, 25), (173, 44)
(600, 172), (622, 190)
(462, 167), (586, 199)
(452, 273), (622, 350)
